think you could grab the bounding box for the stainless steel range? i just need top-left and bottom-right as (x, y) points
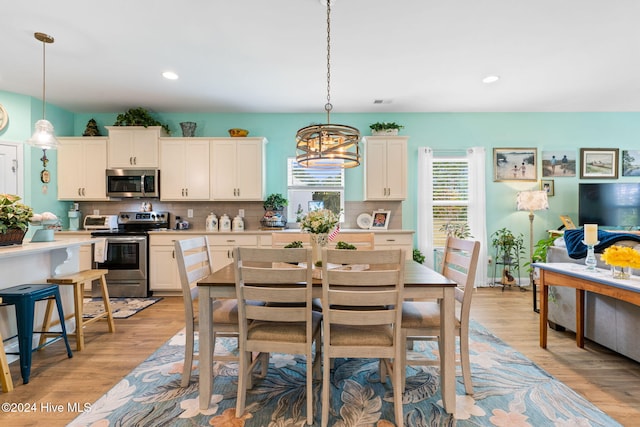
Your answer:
(91, 211), (169, 297)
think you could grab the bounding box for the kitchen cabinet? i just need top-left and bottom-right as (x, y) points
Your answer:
(159, 138), (210, 200)
(106, 126), (165, 168)
(57, 137), (108, 200)
(374, 232), (414, 259)
(149, 234), (181, 292)
(208, 234), (262, 272)
(210, 137), (267, 201)
(363, 136), (408, 200)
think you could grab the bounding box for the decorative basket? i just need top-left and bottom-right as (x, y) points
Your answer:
(0, 228), (27, 246)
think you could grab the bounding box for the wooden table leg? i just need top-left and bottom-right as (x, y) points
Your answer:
(440, 287), (455, 413)
(539, 272), (548, 349)
(576, 289), (585, 348)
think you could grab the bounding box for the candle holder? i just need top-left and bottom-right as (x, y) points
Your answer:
(583, 240), (600, 272)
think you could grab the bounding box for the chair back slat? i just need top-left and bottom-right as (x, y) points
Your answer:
(328, 232), (375, 250)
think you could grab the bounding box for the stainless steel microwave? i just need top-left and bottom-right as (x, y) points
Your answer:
(106, 169), (159, 198)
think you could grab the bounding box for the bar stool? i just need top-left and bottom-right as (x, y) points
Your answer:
(0, 297), (14, 392)
(0, 284), (73, 384)
(43, 269), (115, 351)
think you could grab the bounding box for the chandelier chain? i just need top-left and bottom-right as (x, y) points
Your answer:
(325, 0), (332, 119)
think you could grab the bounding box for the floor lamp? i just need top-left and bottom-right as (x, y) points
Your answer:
(516, 190), (549, 312)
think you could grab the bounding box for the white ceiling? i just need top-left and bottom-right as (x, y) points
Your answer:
(2, 0), (640, 114)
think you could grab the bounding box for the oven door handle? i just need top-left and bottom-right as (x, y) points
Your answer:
(92, 236), (147, 244)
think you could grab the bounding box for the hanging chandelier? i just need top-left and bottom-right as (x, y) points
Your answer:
(295, 0), (360, 168)
(27, 32), (59, 150)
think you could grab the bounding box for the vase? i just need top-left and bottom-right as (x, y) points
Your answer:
(310, 233), (329, 265)
(180, 121), (197, 137)
(611, 265), (632, 279)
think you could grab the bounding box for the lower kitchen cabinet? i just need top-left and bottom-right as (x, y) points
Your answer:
(208, 234), (261, 272)
(374, 233), (414, 259)
(149, 235), (181, 292)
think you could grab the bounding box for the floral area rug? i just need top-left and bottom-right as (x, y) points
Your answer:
(67, 321), (620, 426)
(82, 297), (162, 319)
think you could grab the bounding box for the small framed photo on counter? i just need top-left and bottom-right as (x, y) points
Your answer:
(371, 210), (391, 229)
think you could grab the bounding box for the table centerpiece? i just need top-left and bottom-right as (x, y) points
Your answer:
(299, 208), (339, 265)
(600, 245), (640, 279)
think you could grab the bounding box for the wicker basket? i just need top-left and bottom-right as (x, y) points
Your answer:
(0, 228), (27, 246)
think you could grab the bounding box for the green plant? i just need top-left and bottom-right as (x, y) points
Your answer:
(439, 221), (472, 239)
(263, 193), (288, 210)
(491, 227), (525, 263)
(284, 241), (304, 249)
(524, 234), (557, 273)
(413, 248), (426, 264)
(113, 107), (171, 134)
(369, 121), (404, 132)
(335, 241), (357, 250)
(0, 194), (34, 233)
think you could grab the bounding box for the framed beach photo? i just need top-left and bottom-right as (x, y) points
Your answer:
(370, 210), (390, 229)
(542, 150), (576, 177)
(493, 148), (537, 181)
(580, 148), (618, 179)
(622, 150), (640, 176)
(541, 179), (554, 196)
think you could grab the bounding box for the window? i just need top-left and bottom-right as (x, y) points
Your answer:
(287, 158), (344, 222)
(432, 159), (469, 248)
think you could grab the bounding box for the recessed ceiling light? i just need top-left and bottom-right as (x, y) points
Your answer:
(482, 75), (500, 84)
(162, 71), (179, 80)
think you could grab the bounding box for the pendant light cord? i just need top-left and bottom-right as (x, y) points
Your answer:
(41, 37), (47, 120)
(325, 0), (333, 123)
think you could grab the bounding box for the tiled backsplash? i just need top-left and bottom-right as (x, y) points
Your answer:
(75, 200), (403, 231)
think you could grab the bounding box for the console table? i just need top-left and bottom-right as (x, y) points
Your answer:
(534, 262), (640, 349)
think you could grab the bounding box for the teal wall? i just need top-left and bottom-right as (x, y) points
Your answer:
(3, 89), (640, 247)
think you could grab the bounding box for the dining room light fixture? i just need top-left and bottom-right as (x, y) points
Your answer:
(27, 32), (59, 150)
(295, 0), (360, 168)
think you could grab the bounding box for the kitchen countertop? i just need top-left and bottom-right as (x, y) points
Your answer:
(57, 229), (414, 235)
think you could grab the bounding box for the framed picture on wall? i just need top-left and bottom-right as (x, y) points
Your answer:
(541, 150), (576, 177)
(580, 148), (618, 179)
(493, 148), (538, 181)
(370, 210), (390, 229)
(541, 179), (554, 196)
(622, 150), (640, 176)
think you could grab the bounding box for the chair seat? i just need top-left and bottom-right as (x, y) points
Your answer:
(329, 324), (394, 346)
(248, 311), (321, 342)
(402, 301), (461, 329)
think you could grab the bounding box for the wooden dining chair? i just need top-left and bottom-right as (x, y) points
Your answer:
(234, 247), (321, 426)
(321, 248), (406, 427)
(175, 236), (240, 388)
(401, 236), (480, 394)
(271, 232), (311, 248)
(328, 232), (375, 250)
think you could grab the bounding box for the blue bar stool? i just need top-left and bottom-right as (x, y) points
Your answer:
(0, 284), (73, 384)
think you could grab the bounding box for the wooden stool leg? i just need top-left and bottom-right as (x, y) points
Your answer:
(38, 298), (56, 348)
(73, 282), (85, 351)
(99, 275), (116, 333)
(0, 331), (14, 393)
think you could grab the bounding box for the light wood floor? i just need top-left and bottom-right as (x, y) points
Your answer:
(1, 287), (639, 426)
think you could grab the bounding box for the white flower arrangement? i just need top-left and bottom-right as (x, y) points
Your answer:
(299, 209), (338, 234)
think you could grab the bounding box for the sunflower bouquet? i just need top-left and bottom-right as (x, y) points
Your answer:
(600, 245), (640, 268)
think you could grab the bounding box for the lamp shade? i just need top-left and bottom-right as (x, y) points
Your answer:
(516, 190), (549, 212)
(27, 119), (59, 150)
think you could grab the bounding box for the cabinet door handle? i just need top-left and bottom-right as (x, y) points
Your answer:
(185, 188), (188, 197)
(172, 250), (175, 259)
(78, 188), (82, 196)
(82, 188), (86, 196)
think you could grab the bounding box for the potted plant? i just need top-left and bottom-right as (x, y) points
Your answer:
(113, 107), (171, 135)
(0, 194), (34, 246)
(369, 121), (404, 136)
(261, 193), (288, 229)
(491, 227), (525, 264)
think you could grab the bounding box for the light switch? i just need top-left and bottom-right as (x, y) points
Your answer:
(187, 209), (193, 218)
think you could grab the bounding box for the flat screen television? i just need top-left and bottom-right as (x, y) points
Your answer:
(579, 183), (640, 228)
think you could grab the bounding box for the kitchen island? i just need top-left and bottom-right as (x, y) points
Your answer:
(0, 237), (95, 363)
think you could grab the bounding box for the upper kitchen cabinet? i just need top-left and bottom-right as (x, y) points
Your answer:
(159, 138), (210, 200)
(57, 137), (109, 200)
(105, 126), (166, 168)
(363, 136), (408, 200)
(210, 137), (267, 201)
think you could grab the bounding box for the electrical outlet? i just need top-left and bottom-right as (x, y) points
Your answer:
(187, 209), (193, 218)
(93, 209), (100, 215)
(487, 256), (493, 265)
(239, 209), (245, 218)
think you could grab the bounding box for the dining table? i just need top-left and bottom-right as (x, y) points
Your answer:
(197, 260), (458, 414)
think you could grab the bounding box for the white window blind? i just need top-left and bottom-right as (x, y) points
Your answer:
(287, 158), (344, 221)
(432, 159), (470, 248)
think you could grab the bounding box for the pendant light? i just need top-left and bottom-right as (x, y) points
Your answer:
(27, 32), (59, 150)
(295, 0), (360, 168)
